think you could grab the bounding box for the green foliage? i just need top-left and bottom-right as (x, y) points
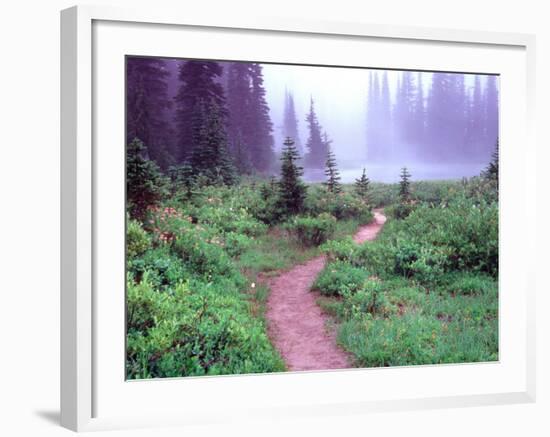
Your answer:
(126, 274), (285, 378)
(342, 280), (392, 318)
(127, 139), (168, 219)
(285, 213), (337, 247)
(127, 218), (151, 259)
(305, 186), (373, 223)
(319, 179), (499, 368)
(313, 260), (370, 296)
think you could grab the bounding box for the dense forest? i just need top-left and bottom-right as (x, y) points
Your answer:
(125, 57), (499, 379)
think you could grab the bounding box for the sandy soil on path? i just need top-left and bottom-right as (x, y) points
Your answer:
(265, 209), (386, 372)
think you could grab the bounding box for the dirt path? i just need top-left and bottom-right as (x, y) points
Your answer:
(265, 209), (387, 372)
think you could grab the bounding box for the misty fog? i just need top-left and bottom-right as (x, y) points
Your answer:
(130, 57), (498, 183)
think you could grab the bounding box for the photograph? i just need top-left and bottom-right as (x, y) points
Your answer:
(125, 56), (499, 380)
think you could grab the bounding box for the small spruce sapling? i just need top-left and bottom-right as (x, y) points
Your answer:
(399, 166), (412, 202)
(323, 136), (342, 194)
(354, 168), (371, 200)
(278, 137), (307, 216)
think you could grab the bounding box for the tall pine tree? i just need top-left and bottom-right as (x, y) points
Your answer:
(126, 57), (172, 168)
(189, 99), (236, 185)
(304, 97), (327, 169)
(248, 63), (275, 172)
(283, 90), (302, 154)
(174, 61), (226, 162)
(225, 62), (274, 173)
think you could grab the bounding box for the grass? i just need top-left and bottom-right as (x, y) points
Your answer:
(237, 218), (362, 277)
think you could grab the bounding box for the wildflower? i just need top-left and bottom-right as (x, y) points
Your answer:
(251, 283), (256, 289)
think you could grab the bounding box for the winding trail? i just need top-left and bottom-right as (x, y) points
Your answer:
(265, 209), (387, 371)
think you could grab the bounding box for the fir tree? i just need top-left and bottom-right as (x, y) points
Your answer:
(283, 90), (302, 154)
(323, 135), (341, 193)
(174, 61), (226, 162)
(189, 99), (236, 185)
(226, 62), (252, 161)
(484, 76), (499, 161)
(304, 97), (327, 169)
(248, 63), (275, 172)
(354, 168), (370, 200)
(225, 62), (274, 173)
(483, 139), (499, 184)
(126, 57), (172, 167)
(399, 167), (412, 201)
(126, 138), (167, 219)
(278, 137), (307, 215)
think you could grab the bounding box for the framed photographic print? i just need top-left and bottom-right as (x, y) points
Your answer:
(61, 5), (536, 432)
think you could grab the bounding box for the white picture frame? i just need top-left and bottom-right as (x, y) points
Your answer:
(60, 4), (537, 432)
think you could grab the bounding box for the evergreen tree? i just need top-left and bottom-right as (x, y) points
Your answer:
(484, 75), (499, 161)
(126, 57), (173, 167)
(354, 168), (370, 200)
(366, 71), (392, 162)
(278, 137), (307, 215)
(425, 72), (469, 162)
(189, 99), (236, 185)
(304, 97), (327, 169)
(323, 135), (341, 193)
(399, 167), (412, 201)
(225, 62), (274, 173)
(465, 75), (485, 158)
(283, 90), (302, 154)
(366, 71), (381, 161)
(126, 138), (167, 219)
(226, 62), (252, 161)
(174, 61), (226, 162)
(483, 138), (499, 184)
(248, 63), (275, 172)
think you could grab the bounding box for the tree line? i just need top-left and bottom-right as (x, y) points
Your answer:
(127, 57), (499, 186)
(366, 70), (499, 164)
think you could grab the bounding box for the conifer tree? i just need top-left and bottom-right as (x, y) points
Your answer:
(248, 63), (275, 172)
(323, 135), (341, 193)
(399, 167), (412, 201)
(283, 90), (302, 154)
(174, 61), (226, 162)
(189, 99), (236, 185)
(126, 57), (172, 167)
(304, 97), (327, 169)
(225, 62), (274, 173)
(126, 138), (167, 219)
(278, 137), (307, 215)
(354, 168), (370, 200)
(483, 139), (499, 184)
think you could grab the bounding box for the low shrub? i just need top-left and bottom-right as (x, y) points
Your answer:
(342, 279), (393, 318)
(128, 247), (188, 291)
(127, 218), (151, 259)
(321, 238), (358, 263)
(313, 261), (370, 297)
(172, 231), (237, 280)
(439, 273), (497, 296)
(305, 187), (372, 222)
(286, 213), (337, 247)
(126, 274), (285, 379)
(223, 232), (253, 258)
